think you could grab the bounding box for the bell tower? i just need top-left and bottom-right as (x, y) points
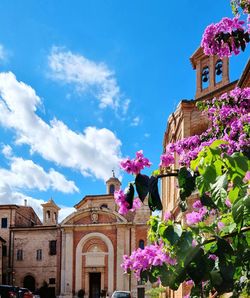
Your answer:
(105, 170), (121, 194)
(190, 47), (230, 99)
(41, 198), (60, 225)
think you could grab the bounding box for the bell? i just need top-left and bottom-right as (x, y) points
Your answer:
(216, 69), (222, 75)
(202, 76), (208, 82)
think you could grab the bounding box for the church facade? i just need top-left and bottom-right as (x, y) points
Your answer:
(0, 176), (150, 298)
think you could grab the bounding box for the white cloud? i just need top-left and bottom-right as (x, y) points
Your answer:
(144, 133), (150, 138)
(0, 181), (74, 222)
(131, 116), (140, 126)
(2, 144), (13, 158)
(0, 44), (7, 62)
(0, 72), (122, 181)
(48, 47), (128, 111)
(0, 148), (79, 193)
(122, 98), (131, 115)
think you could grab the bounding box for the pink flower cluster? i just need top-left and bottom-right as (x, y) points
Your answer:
(186, 200), (208, 225)
(201, 17), (247, 57)
(121, 242), (176, 279)
(161, 87), (250, 168)
(114, 189), (141, 215)
(120, 150), (151, 175)
(160, 152), (175, 167)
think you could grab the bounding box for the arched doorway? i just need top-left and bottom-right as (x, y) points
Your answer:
(23, 275), (35, 292)
(75, 232), (114, 295)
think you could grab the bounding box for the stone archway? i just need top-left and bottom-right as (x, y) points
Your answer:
(23, 275), (35, 292)
(75, 232), (114, 295)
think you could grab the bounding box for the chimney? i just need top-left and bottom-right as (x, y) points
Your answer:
(24, 199), (27, 206)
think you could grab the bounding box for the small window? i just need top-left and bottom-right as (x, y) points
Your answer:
(1, 218), (7, 228)
(46, 211), (51, 220)
(2, 245), (7, 257)
(139, 240), (145, 249)
(100, 204), (108, 209)
(49, 240), (57, 255)
(49, 278), (56, 284)
(201, 66), (209, 89)
(109, 184), (115, 194)
(17, 249), (23, 261)
(36, 249), (42, 261)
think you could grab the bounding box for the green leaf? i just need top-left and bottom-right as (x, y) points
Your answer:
(148, 176), (162, 211)
(209, 139), (228, 149)
(163, 224), (182, 245)
(200, 194), (217, 209)
(210, 174), (228, 207)
(232, 195), (250, 224)
(135, 174), (149, 202)
(178, 167), (196, 200)
(210, 270), (223, 287)
(228, 186), (240, 203)
(176, 231), (193, 260)
(125, 183), (134, 209)
(216, 237), (234, 257)
(229, 152), (248, 177)
(151, 169), (160, 177)
(196, 175), (210, 195)
(203, 165), (217, 184)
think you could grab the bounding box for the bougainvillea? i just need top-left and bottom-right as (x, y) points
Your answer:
(120, 150), (151, 175)
(201, 1), (250, 57)
(114, 2), (250, 297)
(201, 17), (248, 57)
(160, 87), (250, 168)
(115, 85), (250, 297)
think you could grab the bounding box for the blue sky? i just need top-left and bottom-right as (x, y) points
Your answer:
(0, 0), (249, 220)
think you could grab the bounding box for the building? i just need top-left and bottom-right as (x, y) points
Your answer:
(161, 49), (250, 298)
(0, 175), (150, 298)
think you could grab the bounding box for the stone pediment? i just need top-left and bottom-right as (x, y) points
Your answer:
(60, 207), (127, 225)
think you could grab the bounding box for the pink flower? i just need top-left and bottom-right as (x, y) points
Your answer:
(201, 17), (247, 58)
(120, 150), (151, 175)
(244, 171), (250, 183)
(192, 200), (203, 209)
(121, 243), (176, 280)
(218, 221), (225, 230)
(208, 254), (218, 261)
(160, 152), (175, 167)
(225, 198), (232, 208)
(192, 239), (198, 247)
(163, 211), (172, 221)
(186, 207), (208, 225)
(185, 279), (194, 286)
(131, 197), (141, 211)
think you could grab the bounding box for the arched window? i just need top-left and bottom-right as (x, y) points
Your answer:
(215, 59), (223, 83)
(100, 204), (108, 209)
(46, 210), (51, 220)
(201, 66), (209, 89)
(109, 184), (115, 194)
(139, 239), (145, 249)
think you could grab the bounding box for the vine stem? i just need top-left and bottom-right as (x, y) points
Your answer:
(202, 226), (250, 246)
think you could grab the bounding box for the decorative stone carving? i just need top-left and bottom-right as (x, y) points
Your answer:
(91, 212), (98, 223)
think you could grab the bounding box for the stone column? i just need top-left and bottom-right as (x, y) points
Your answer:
(195, 61), (202, 98)
(130, 227), (137, 297)
(116, 226), (126, 290)
(60, 229), (73, 297)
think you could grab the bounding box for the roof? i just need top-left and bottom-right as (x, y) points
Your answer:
(190, 47), (207, 69)
(74, 194), (114, 209)
(41, 198), (60, 210)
